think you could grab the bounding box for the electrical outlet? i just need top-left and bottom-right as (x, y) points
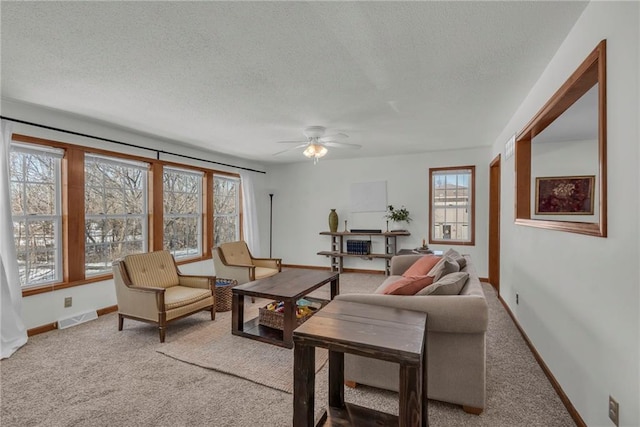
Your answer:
(64, 297), (72, 308)
(516, 293), (519, 305)
(608, 395), (619, 426)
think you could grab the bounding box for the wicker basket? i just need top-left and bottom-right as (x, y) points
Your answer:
(258, 302), (318, 330)
(214, 278), (238, 312)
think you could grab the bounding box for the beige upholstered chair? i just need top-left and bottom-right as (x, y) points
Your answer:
(213, 241), (282, 287)
(113, 250), (215, 343)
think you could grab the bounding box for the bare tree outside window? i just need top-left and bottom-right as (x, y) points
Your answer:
(163, 167), (203, 259)
(10, 144), (63, 287)
(84, 155), (148, 276)
(214, 176), (239, 246)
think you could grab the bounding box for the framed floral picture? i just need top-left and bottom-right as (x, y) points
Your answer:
(535, 175), (595, 215)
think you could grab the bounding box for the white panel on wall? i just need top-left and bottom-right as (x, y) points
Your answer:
(350, 181), (387, 212)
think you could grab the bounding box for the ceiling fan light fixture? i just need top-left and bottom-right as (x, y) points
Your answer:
(303, 143), (328, 159)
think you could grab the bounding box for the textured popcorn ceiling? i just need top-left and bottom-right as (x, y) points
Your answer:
(0, 1), (588, 163)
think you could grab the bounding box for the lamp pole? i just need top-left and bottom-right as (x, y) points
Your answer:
(269, 193), (274, 258)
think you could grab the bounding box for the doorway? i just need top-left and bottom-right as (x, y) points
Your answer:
(488, 154), (501, 292)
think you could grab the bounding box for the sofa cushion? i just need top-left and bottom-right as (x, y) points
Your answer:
(374, 276), (402, 294)
(417, 272), (469, 296)
(402, 255), (441, 277)
(432, 258), (460, 281)
(444, 248), (467, 269)
(382, 275), (435, 295)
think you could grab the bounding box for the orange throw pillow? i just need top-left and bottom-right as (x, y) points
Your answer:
(382, 275), (435, 295)
(403, 255), (441, 277)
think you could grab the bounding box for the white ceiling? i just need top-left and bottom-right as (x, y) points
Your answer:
(1, 1), (588, 164)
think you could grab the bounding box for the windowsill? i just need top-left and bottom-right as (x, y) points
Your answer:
(429, 240), (475, 246)
(21, 255), (212, 297)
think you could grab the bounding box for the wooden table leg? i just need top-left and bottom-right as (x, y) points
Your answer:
(399, 363), (422, 427)
(328, 350), (345, 408)
(293, 342), (316, 427)
(231, 293), (244, 335)
(330, 275), (340, 299)
(422, 331), (428, 427)
(283, 299), (295, 348)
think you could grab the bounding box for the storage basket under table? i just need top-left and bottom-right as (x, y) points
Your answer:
(258, 300), (325, 330)
(214, 278), (238, 312)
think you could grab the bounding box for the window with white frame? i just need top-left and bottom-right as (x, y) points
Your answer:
(163, 166), (203, 259)
(213, 175), (240, 246)
(429, 166), (475, 245)
(84, 154), (148, 276)
(10, 143), (63, 287)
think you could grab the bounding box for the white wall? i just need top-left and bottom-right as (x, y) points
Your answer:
(264, 147), (490, 277)
(1, 99), (266, 329)
(491, 2), (639, 426)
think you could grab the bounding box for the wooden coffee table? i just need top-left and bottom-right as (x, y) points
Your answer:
(293, 300), (428, 427)
(231, 269), (339, 349)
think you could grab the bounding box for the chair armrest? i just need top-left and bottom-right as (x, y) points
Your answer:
(178, 274), (215, 291)
(213, 264), (255, 284)
(334, 293), (488, 334)
(113, 260), (166, 317)
(225, 263), (256, 269)
(117, 285), (166, 317)
(252, 258), (282, 271)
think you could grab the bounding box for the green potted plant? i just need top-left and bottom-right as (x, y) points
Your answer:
(385, 205), (411, 231)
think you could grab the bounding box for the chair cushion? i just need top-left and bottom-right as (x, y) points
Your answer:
(255, 267), (279, 280)
(124, 251), (179, 288)
(164, 285), (213, 310)
(220, 241), (252, 265)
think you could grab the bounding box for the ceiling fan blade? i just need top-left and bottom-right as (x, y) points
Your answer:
(319, 133), (348, 142)
(276, 139), (308, 144)
(323, 141), (361, 149)
(272, 144), (308, 156)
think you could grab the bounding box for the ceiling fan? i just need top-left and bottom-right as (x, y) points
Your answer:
(273, 126), (361, 164)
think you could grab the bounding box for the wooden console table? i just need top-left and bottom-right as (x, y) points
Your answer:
(293, 300), (428, 426)
(317, 231), (410, 275)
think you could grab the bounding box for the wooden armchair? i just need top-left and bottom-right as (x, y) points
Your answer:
(213, 241), (282, 287)
(113, 250), (215, 343)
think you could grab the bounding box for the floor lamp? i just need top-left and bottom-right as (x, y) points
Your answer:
(269, 193), (274, 258)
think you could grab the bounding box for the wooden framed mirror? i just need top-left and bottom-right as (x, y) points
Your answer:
(515, 40), (606, 237)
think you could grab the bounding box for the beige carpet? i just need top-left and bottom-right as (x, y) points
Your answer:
(1, 273), (576, 426)
(156, 299), (327, 394)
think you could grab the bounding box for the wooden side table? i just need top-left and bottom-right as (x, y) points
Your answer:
(293, 300), (428, 427)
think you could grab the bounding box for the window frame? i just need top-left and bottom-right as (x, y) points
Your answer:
(213, 174), (241, 247)
(10, 142), (64, 288)
(84, 153), (149, 277)
(429, 165), (476, 246)
(162, 166), (204, 260)
(10, 133), (241, 297)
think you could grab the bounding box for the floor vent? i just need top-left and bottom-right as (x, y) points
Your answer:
(58, 310), (98, 330)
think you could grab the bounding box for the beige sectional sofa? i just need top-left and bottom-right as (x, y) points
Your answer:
(334, 253), (488, 414)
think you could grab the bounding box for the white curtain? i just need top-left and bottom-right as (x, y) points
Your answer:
(240, 170), (260, 256)
(1, 120), (27, 359)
